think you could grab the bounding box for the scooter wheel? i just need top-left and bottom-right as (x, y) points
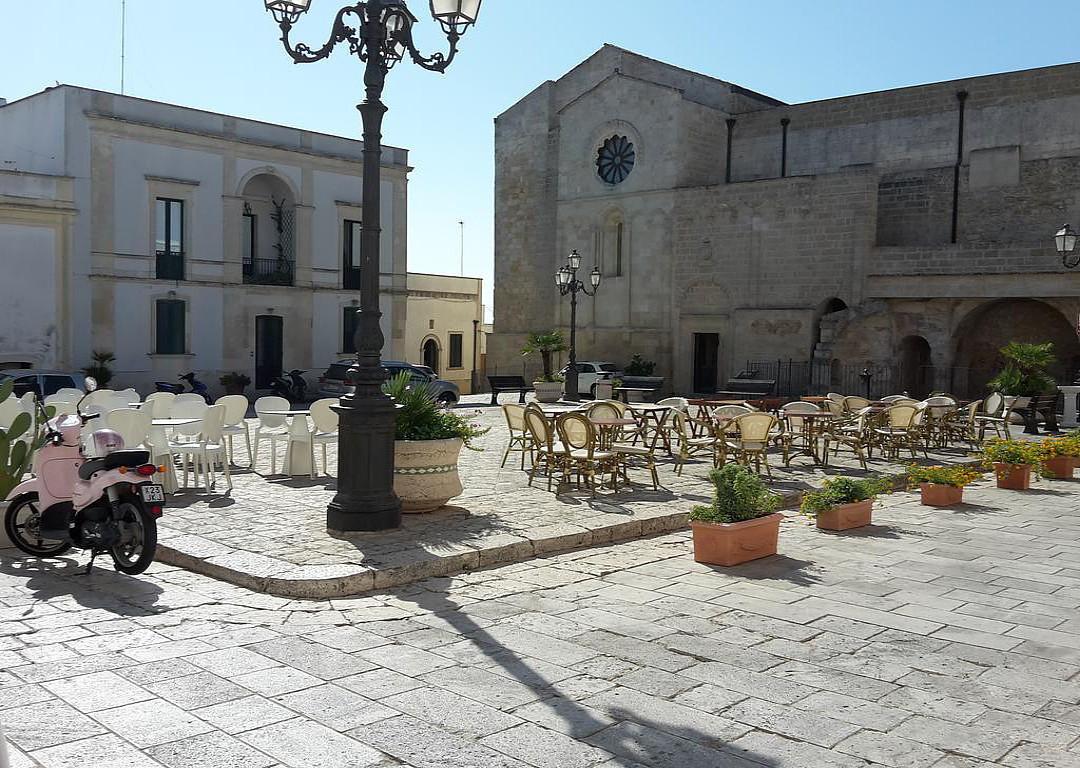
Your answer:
(4, 494), (72, 557)
(110, 497), (158, 575)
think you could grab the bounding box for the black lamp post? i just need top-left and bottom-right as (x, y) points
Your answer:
(264, 0), (481, 532)
(1055, 224), (1080, 269)
(859, 367), (873, 400)
(556, 250), (601, 401)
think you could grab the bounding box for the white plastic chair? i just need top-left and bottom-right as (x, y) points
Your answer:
(656, 397), (690, 413)
(309, 398), (339, 476)
(81, 389), (116, 409)
(45, 400), (78, 418)
(171, 404), (232, 492)
(53, 388), (84, 403)
(175, 393), (207, 409)
(115, 388), (140, 405)
(143, 392), (177, 419)
(253, 396), (291, 474)
(105, 408), (152, 451)
(216, 395), (251, 467)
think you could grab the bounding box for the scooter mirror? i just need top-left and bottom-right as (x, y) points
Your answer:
(84, 377), (98, 393)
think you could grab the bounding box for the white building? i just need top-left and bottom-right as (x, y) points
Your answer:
(0, 85), (410, 393)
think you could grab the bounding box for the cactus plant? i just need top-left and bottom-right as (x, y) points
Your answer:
(0, 379), (53, 501)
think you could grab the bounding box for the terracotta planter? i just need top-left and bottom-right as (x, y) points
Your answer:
(994, 462), (1032, 490)
(394, 438), (464, 513)
(533, 381), (563, 404)
(816, 499), (873, 531)
(690, 513), (782, 566)
(920, 482), (963, 507)
(1044, 456), (1075, 480)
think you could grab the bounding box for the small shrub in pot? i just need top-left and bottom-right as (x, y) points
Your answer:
(981, 439), (1045, 490)
(688, 464), (783, 566)
(799, 476), (891, 531)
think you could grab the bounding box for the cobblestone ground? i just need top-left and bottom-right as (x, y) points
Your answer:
(3, 477), (1080, 767)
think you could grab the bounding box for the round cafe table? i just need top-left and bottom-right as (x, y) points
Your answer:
(589, 417), (637, 449)
(260, 409), (313, 476)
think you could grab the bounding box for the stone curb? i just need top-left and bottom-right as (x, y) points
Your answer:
(156, 456), (985, 599)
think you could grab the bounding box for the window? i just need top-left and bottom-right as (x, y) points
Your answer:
(600, 217), (625, 278)
(156, 299), (186, 354)
(449, 333), (463, 369)
(343, 219), (362, 290)
(242, 212), (256, 277)
(342, 307), (359, 354)
(155, 198), (185, 280)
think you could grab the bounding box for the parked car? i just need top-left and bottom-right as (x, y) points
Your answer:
(318, 359), (460, 404)
(0, 369), (86, 399)
(560, 361), (622, 398)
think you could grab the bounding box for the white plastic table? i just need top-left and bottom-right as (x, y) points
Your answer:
(261, 409), (312, 476)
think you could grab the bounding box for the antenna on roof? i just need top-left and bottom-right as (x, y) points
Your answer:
(120, 0), (127, 94)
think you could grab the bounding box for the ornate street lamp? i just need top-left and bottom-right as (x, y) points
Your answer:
(1055, 224), (1080, 269)
(263, 0), (481, 532)
(556, 250), (601, 400)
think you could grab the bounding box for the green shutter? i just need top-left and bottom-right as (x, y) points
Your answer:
(156, 300), (185, 354)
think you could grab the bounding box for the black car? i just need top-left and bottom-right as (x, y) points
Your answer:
(318, 360), (460, 404)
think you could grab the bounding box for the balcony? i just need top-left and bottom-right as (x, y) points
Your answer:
(244, 257), (295, 286)
(156, 251), (185, 281)
(343, 267), (362, 290)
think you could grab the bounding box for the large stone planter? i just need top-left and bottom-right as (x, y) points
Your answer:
(816, 499), (873, 531)
(394, 438), (464, 513)
(690, 513), (782, 566)
(533, 381), (563, 403)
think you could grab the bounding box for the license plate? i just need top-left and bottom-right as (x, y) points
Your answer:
(140, 484), (165, 504)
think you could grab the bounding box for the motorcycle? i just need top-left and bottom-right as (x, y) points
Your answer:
(3, 377), (165, 575)
(154, 372), (211, 404)
(270, 369), (308, 402)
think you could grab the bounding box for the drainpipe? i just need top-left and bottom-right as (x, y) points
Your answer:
(725, 118), (737, 183)
(780, 117), (790, 178)
(951, 90), (968, 244)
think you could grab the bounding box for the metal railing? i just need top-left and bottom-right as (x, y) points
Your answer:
(155, 251), (184, 281)
(244, 257), (295, 286)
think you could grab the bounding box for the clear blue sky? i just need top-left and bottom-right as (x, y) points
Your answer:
(5, 1), (1080, 321)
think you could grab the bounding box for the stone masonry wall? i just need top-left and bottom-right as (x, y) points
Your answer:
(875, 168), (954, 246)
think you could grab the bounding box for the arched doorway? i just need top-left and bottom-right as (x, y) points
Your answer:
(953, 299), (1080, 398)
(898, 335), (932, 398)
(422, 338), (440, 375)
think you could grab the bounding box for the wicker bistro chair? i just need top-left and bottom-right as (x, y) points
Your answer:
(842, 396), (872, 414)
(922, 395), (958, 448)
(777, 402), (820, 466)
(822, 409), (871, 470)
(725, 412), (780, 478)
(975, 392), (1010, 440)
(826, 392), (846, 405)
(556, 412), (620, 494)
(603, 399), (648, 445)
(944, 399), (983, 448)
(873, 404), (921, 459)
(671, 410), (721, 476)
(501, 403), (532, 470)
(588, 399), (660, 489)
(523, 405), (568, 492)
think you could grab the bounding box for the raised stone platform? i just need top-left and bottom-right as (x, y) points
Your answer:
(152, 401), (983, 598)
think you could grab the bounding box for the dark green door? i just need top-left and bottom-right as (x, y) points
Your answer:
(256, 315), (283, 389)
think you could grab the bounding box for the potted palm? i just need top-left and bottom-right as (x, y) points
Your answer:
(799, 476), (891, 531)
(688, 464), (783, 566)
(907, 465), (982, 506)
(986, 342), (1057, 429)
(982, 438), (1045, 490)
(1040, 434), (1080, 479)
(82, 350), (116, 388)
(384, 372), (487, 512)
(522, 330), (567, 403)
(219, 372), (251, 396)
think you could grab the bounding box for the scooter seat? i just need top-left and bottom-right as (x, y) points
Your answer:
(78, 450), (151, 481)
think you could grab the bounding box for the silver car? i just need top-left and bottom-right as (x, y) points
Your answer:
(318, 359), (460, 404)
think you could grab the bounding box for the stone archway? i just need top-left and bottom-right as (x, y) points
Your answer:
(953, 299), (1080, 398)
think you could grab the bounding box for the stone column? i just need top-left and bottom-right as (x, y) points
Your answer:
(1059, 385), (1080, 428)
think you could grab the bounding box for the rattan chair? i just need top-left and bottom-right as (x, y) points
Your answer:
(975, 392), (1010, 440)
(501, 403), (532, 470)
(523, 405), (567, 492)
(671, 410), (721, 476)
(725, 412), (780, 478)
(556, 412), (619, 494)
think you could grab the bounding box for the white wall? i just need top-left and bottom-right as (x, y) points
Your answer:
(0, 223), (58, 367)
(0, 91), (66, 175)
(312, 171), (396, 276)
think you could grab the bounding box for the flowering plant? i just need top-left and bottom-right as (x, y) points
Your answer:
(906, 465), (982, 489)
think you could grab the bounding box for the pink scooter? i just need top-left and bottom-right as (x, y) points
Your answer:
(3, 377), (165, 575)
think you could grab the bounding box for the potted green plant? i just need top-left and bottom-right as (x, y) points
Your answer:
(622, 355), (664, 402)
(799, 476), (891, 531)
(907, 465), (983, 506)
(982, 438), (1045, 490)
(1040, 434), (1080, 479)
(986, 341), (1057, 418)
(82, 350), (115, 389)
(219, 372), (251, 396)
(522, 330), (568, 403)
(688, 464), (783, 566)
(383, 372), (488, 512)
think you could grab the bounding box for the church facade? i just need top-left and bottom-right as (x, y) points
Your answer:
(488, 45), (1080, 397)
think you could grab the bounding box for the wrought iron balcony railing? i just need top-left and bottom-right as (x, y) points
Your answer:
(156, 251), (185, 281)
(243, 257), (295, 286)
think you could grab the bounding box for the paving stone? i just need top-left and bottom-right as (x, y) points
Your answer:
(349, 714), (531, 768)
(792, 690), (910, 730)
(724, 696), (861, 748)
(580, 685), (750, 747)
(480, 722), (612, 768)
(143, 671), (252, 709)
(7, 699), (105, 756)
(878, 686), (988, 724)
(187, 647), (280, 678)
(509, 695), (615, 738)
(891, 715), (1020, 762)
(585, 720), (752, 768)
(91, 698), (214, 748)
(29, 733), (163, 768)
(0, 684), (54, 711)
(146, 730), (277, 768)
(274, 683), (397, 730)
(834, 730), (945, 767)
(41, 670), (154, 713)
(249, 637), (376, 680)
(610, 667), (700, 699)
(193, 695), (295, 735)
(380, 688), (523, 739)
(230, 665), (323, 697)
(335, 668), (425, 700)
(421, 665), (545, 710)
(240, 718), (388, 768)
(117, 658), (202, 686)
(999, 742), (1080, 767)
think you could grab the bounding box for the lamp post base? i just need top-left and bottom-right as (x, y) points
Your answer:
(327, 395), (401, 532)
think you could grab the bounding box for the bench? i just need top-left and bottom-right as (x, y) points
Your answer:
(721, 379), (776, 396)
(1018, 393), (1060, 435)
(488, 375), (532, 405)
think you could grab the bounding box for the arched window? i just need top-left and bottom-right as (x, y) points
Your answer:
(423, 338), (440, 375)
